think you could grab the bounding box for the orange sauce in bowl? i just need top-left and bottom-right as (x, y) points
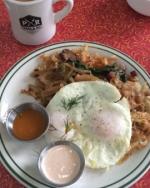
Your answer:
(12, 108), (47, 140)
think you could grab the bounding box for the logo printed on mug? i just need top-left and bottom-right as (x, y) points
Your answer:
(19, 15), (42, 32)
(4, 0), (74, 45)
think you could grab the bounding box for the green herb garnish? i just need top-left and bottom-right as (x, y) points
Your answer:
(61, 95), (85, 111)
(64, 119), (70, 134)
(69, 60), (87, 70)
(90, 64), (119, 76)
(68, 60), (127, 82)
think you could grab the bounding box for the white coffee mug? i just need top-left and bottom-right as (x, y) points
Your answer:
(4, 0), (74, 45)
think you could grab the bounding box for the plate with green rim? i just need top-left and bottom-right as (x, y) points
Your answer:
(0, 41), (150, 188)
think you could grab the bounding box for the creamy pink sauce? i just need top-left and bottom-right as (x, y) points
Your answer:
(41, 145), (81, 184)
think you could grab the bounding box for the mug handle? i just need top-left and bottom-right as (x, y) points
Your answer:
(53, 0), (74, 23)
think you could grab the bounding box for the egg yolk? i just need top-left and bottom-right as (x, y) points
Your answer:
(90, 109), (126, 140)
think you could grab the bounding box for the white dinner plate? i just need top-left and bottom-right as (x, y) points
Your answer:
(0, 41), (150, 188)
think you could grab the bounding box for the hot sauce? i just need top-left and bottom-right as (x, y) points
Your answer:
(12, 108), (47, 140)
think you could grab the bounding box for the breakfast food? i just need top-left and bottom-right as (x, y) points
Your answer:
(22, 46), (150, 168)
(47, 81), (132, 168)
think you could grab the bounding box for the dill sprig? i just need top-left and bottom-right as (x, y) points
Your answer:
(61, 95), (85, 111)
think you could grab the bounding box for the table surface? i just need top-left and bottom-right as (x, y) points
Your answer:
(0, 0), (150, 188)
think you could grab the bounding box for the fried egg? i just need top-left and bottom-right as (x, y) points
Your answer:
(46, 81), (132, 169)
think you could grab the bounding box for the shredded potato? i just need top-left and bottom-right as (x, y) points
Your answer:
(21, 46), (150, 160)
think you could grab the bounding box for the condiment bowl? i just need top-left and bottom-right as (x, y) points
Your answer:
(38, 140), (85, 187)
(5, 102), (49, 141)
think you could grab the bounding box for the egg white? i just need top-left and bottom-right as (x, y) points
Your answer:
(46, 81), (132, 169)
(65, 102), (131, 168)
